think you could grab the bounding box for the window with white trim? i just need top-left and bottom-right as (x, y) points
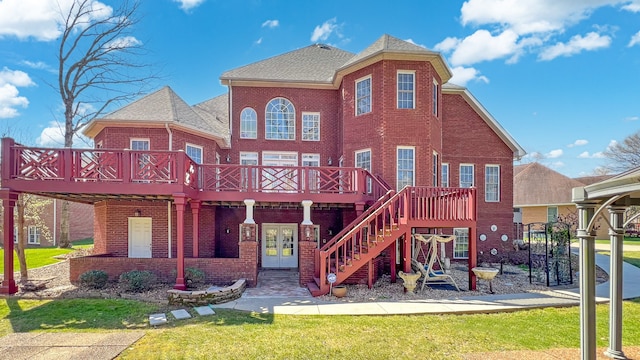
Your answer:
(186, 143), (203, 164)
(302, 153), (320, 192)
(302, 112), (320, 141)
(28, 226), (41, 245)
(356, 76), (371, 115)
(240, 107), (257, 139)
(433, 79), (439, 116)
(460, 164), (474, 188)
(547, 206), (558, 223)
(441, 163), (449, 187)
(356, 149), (372, 193)
(397, 71), (415, 109)
(396, 147), (415, 191)
(432, 152), (439, 186)
(265, 98), (295, 140)
(130, 139), (149, 150)
(240, 152), (258, 190)
(485, 165), (500, 202)
(453, 228), (469, 259)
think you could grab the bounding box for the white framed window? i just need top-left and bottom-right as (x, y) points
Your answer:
(28, 226), (41, 245)
(186, 143), (203, 164)
(95, 141), (103, 149)
(547, 206), (558, 223)
(240, 152), (259, 190)
(265, 98), (295, 140)
(397, 71), (415, 109)
(240, 152), (258, 166)
(432, 79), (439, 116)
(432, 151), (439, 186)
(240, 107), (257, 139)
(396, 146), (415, 191)
(355, 149), (372, 194)
(356, 75), (371, 115)
(130, 138), (150, 150)
(459, 164), (474, 188)
(453, 228), (469, 259)
(441, 163), (449, 187)
(302, 153), (320, 192)
(485, 165), (500, 202)
(302, 153), (320, 167)
(302, 112), (320, 141)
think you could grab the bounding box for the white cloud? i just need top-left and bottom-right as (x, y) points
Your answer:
(607, 139), (618, 150)
(622, 1), (640, 12)
(262, 19), (279, 28)
(629, 31), (640, 47)
(21, 60), (51, 70)
(0, 67), (35, 118)
(547, 149), (563, 158)
(625, 116), (639, 121)
(174, 0), (205, 12)
(404, 38), (426, 48)
(445, 29), (521, 66)
(255, 37), (262, 45)
(460, 0), (617, 35)
(311, 18), (340, 43)
(539, 32), (611, 61)
(0, 0), (112, 41)
(568, 139), (588, 147)
(104, 36), (142, 50)
(36, 120), (89, 147)
(434, 37), (460, 52)
(578, 151), (605, 158)
(449, 66), (490, 86)
(550, 161), (565, 169)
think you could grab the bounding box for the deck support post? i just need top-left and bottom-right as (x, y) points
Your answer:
(191, 200), (201, 258)
(577, 202), (597, 360)
(173, 193), (188, 290)
(390, 238), (397, 283)
(604, 205), (626, 360)
(0, 190), (18, 294)
(243, 199), (256, 224)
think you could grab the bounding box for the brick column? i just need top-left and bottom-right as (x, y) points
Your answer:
(239, 228), (258, 287)
(1, 190), (18, 294)
(191, 200), (201, 258)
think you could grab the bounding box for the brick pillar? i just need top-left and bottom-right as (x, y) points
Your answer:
(0, 190), (18, 294)
(299, 223), (317, 287)
(191, 200), (201, 258)
(239, 237), (258, 287)
(173, 193), (187, 290)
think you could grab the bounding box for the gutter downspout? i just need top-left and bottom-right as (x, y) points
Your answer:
(53, 199), (57, 246)
(166, 123), (173, 258)
(228, 80), (233, 138)
(165, 123), (173, 151)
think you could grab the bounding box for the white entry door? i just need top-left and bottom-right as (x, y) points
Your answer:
(262, 224), (298, 268)
(128, 217), (152, 258)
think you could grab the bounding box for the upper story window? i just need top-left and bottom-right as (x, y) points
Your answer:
(432, 151), (439, 186)
(240, 107), (257, 139)
(356, 76), (371, 115)
(397, 71), (415, 109)
(441, 163), (449, 187)
(397, 146), (415, 191)
(485, 165), (500, 202)
(130, 138), (149, 151)
(460, 164), (474, 188)
(186, 143), (203, 164)
(302, 112), (320, 141)
(265, 98), (295, 140)
(433, 79), (439, 116)
(356, 149), (372, 193)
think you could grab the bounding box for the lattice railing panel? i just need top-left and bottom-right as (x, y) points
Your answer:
(131, 152), (176, 183)
(15, 148), (63, 180)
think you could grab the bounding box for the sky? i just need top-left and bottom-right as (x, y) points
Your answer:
(1, 0), (640, 178)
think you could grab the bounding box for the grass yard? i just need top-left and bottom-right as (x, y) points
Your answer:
(595, 237), (640, 245)
(600, 251), (640, 269)
(0, 247), (75, 272)
(0, 298), (639, 359)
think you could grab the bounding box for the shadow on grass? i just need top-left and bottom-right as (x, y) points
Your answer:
(1, 297), (274, 334)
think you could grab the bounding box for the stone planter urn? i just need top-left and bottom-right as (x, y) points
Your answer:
(331, 285), (347, 298)
(398, 271), (422, 293)
(472, 267), (499, 293)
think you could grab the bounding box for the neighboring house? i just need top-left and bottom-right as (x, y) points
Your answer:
(513, 162), (611, 239)
(0, 34), (525, 295)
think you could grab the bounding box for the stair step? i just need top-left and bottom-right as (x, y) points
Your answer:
(306, 281), (324, 296)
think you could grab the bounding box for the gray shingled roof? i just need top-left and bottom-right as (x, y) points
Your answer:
(192, 93), (230, 148)
(220, 44), (354, 83)
(340, 34), (439, 69)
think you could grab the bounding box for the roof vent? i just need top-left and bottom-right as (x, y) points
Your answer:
(315, 44), (331, 50)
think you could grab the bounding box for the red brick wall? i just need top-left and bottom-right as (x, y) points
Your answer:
(442, 92), (515, 259)
(229, 87), (340, 166)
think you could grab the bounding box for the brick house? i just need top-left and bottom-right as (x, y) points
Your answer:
(0, 34), (524, 295)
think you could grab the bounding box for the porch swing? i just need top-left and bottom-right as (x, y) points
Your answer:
(411, 233), (461, 292)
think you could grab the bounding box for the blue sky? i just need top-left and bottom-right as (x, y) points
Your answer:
(1, 0), (640, 178)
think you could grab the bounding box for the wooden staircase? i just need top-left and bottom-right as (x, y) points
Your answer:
(308, 188), (410, 296)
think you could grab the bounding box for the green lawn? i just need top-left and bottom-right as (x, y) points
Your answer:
(71, 238), (94, 250)
(0, 247), (74, 272)
(595, 237), (640, 245)
(0, 298), (639, 359)
(600, 251), (640, 269)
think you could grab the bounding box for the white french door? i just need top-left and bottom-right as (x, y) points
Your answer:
(262, 224), (298, 268)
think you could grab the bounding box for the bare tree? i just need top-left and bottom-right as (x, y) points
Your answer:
(14, 195), (53, 281)
(56, 0), (157, 247)
(603, 131), (640, 173)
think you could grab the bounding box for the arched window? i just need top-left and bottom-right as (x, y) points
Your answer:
(265, 98), (295, 140)
(240, 107), (257, 139)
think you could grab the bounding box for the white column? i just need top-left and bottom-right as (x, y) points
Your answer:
(301, 200), (313, 225)
(577, 202), (597, 360)
(604, 205), (626, 360)
(244, 199), (256, 224)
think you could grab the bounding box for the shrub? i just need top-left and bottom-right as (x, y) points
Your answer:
(78, 270), (109, 289)
(118, 270), (157, 292)
(185, 267), (205, 287)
